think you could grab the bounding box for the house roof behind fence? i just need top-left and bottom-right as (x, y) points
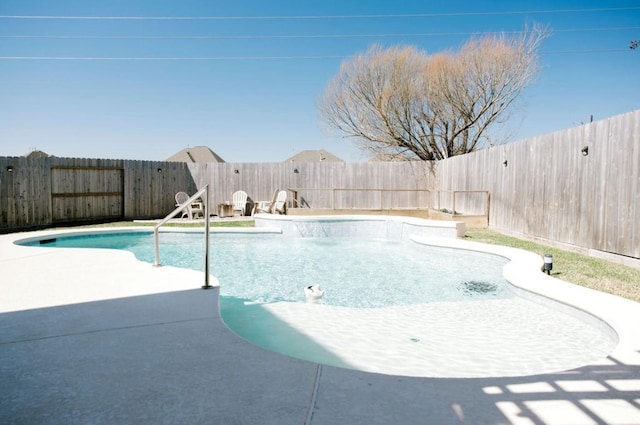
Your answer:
(25, 150), (51, 158)
(166, 146), (225, 163)
(285, 149), (344, 163)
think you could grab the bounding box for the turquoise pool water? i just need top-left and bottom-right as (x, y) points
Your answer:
(30, 231), (512, 308)
(25, 230), (617, 377)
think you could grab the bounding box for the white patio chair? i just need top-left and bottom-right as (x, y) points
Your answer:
(232, 190), (249, 216)
(253, 189), (287, 215)
(271, 190), (287, 214)
(175, 191), (204, 219)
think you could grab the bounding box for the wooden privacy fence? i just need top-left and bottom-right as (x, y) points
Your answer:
(435, 109), (640, 260)
(1, 109), (637, 262)
(433, 190), (490, 216)
(0, 156), (197, 232)
(50, 165), (124, 224)
(287, 188), (433, 210)
(1, 158), (437, 231)
(187, 161), (436, 212)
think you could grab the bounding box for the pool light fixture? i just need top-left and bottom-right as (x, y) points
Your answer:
(543, 254), (553, 275)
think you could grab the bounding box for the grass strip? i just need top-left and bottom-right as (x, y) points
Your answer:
(465, 227), (640, 303)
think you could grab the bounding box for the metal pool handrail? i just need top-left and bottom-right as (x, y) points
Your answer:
(153, 185), (212, 289)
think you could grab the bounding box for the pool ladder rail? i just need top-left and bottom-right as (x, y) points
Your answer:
(153, 184), (212, 289)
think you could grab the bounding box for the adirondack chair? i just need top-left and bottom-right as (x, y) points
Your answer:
(232, 190), (249, 216)
(253, 189), (287, 215)
(175, 192), (204, 219)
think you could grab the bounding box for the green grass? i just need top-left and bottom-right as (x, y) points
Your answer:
(465, 227), (640, 303)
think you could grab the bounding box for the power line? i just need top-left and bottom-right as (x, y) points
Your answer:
(0, 49), (631, 61)
(0, 55), (348, 61)
(544, 48), (631, 54)
(1, 27), (638, 40)
(0, 7), (638, 20)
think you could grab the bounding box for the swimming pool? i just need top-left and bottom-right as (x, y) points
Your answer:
(21, 224), (617, 378)
(38, 232), (512, 307)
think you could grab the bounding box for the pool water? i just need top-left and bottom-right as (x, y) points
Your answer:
(29, 231), (618, 377)
(37, 232), (513, 307)
(159, 233), (514, 307)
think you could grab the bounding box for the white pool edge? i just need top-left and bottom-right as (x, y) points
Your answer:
(410, 234), (640, 364)
(6, 216), (640, 368)
(257, 214), (640, 367)
(254, 213), (465, 239)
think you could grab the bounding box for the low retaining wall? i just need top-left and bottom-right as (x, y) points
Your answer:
(254, 214), (465, 240)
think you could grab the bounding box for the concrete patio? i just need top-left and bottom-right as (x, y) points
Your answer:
(1, 228), (640, 425)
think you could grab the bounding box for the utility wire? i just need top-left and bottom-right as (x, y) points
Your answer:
(0, 55), (348, 61)
(0, 6), (638, 20)
(1, 27), (638, 40)
(0, 49), (631, 61)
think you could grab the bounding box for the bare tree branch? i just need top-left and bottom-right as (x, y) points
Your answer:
(319, 24), (550, 160)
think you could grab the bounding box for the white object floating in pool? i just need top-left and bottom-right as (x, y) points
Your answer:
(305, 284), (324, 301)
(243, 300), (268, 306)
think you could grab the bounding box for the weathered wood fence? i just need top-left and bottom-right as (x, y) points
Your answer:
(0, 158), (437, 232)
(1, 109), (638, 262)
(435, 109), (640, 260)
(0, 157), (196, 230)
(188, 161), (435, 211)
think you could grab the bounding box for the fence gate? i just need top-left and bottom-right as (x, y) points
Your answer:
(51, 166), (124, 224)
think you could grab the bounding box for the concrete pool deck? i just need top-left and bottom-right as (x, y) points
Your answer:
(2, 226), (640, 424)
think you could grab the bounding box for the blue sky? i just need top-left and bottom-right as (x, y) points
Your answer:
(1, 0), (638, 162)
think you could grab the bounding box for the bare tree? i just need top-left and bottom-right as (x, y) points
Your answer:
(319, 25), (550, 160)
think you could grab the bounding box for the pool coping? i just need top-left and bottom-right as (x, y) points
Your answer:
(409, 235), (640, 364)
(255, 212), (466, 238)
(2, 217), (640, 424)
(4, 222), (640, 358)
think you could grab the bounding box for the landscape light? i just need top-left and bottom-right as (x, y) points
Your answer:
(6, 165), (13, 172)
(581, 146), (589, 156)
(544, 254), (553, 275)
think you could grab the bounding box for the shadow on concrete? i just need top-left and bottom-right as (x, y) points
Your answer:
(312, 354), (640, 424)
(0, 289), (317, 425)
(1, 289), (639, 424)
